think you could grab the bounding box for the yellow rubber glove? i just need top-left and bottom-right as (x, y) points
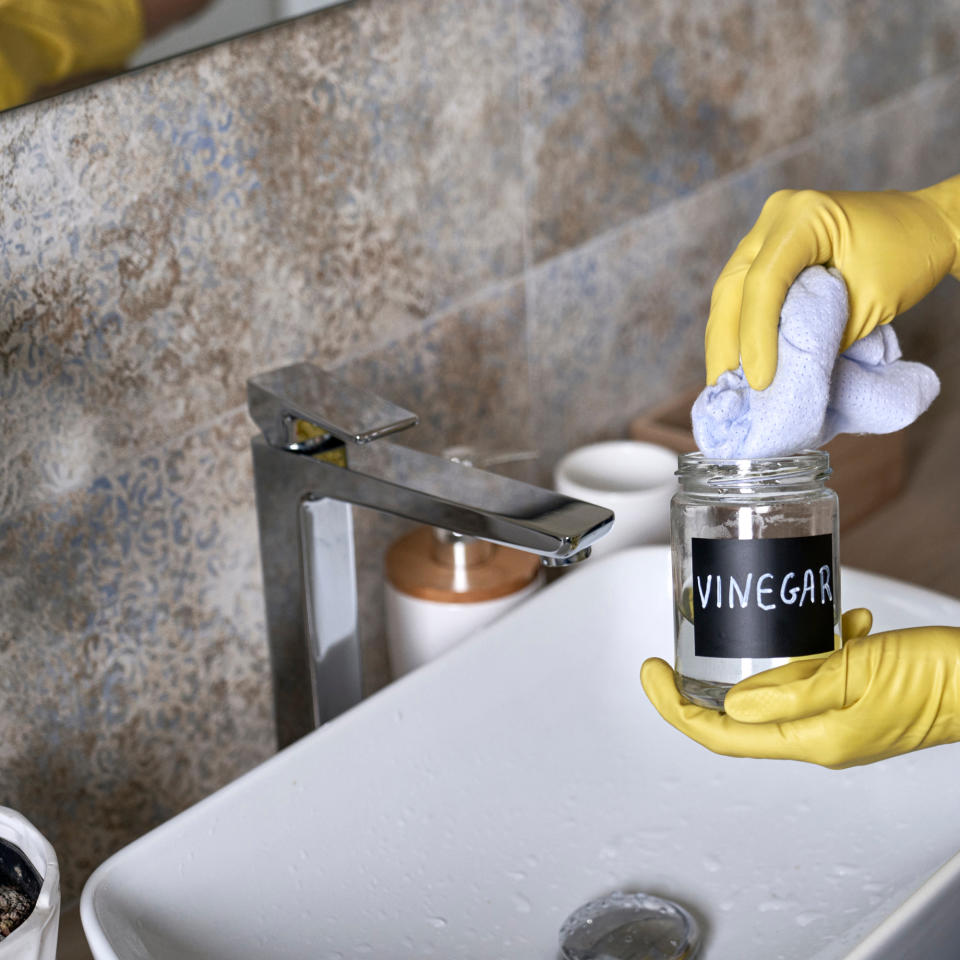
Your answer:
(0, 0), (144, 111)
(641, 609), (960, 769)
(705, 176), (960, 389)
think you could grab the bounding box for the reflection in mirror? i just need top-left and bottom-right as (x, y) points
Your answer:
(0, 0), (349, 115)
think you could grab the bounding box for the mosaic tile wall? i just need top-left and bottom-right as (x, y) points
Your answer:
(2, 0), (960, 899)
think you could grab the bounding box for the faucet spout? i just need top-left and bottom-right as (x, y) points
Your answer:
(338, 439), (612, 560)
(542, 547), (593, 566)
(248, 364), (614, 746)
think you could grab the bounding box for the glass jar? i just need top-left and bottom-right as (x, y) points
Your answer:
(671, 451), (840, 710)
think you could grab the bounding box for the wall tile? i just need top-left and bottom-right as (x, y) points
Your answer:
(0, 0), (523, 519)
(527, 188), (738, 470)
(520, 0), (960, 263)
(0, 409), (272, 897)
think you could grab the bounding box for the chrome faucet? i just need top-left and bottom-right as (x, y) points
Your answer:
(247, 362), (614, 747)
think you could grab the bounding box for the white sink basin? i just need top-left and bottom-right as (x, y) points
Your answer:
(81, 546), (960, 959)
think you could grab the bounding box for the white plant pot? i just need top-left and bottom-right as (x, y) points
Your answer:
(0, 807), (59, 960)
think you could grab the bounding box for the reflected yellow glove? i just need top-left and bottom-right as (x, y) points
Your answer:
(705, 176), (960, 389)
(0, 0), (144, 111)
(641, 609), (960, 769)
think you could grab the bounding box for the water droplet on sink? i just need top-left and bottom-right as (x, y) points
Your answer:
(513, 893), (532, 914)
(795, 912), (824, 927)
(506, 870), (526, 882)
(702, 855), (721, 873)
(426, 916), (447, 929)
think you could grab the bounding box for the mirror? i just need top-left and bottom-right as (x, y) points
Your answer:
(0, 0), (349, 114)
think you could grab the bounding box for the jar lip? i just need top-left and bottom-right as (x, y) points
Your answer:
(677, 450), (831, 485)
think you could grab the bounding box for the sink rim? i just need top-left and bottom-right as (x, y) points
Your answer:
(79, 547), (960, 960)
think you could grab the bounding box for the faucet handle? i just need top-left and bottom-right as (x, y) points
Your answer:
(247, 362), (419, 449)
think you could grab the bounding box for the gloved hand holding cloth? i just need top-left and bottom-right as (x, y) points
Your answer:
(692, 264), (940, 459)
(704, 176), (960, 389)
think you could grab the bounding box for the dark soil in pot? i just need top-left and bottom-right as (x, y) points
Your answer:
(0, 839), (41, 939)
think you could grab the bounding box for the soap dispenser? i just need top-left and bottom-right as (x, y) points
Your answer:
(384, 448), (544, 677)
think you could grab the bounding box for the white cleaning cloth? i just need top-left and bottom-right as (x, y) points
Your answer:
(691, 266), (940, 459)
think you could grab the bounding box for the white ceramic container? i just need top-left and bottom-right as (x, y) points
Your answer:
(554, 441), (677, 555)
(385, 574), (542, 676)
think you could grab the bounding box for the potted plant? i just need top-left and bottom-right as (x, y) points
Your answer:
(0, 807), (59, 960)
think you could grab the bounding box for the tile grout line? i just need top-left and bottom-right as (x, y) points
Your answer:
(514, 0), (543, 447)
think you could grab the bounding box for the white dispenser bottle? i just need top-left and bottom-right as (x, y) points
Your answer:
(384, 447), (543, 677)
(385, 525), (542, 677)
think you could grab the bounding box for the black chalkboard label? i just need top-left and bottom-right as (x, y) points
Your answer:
(692, 534), (836, 659)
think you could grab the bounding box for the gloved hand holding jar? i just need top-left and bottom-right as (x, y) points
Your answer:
(642, 174), (960, 769)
